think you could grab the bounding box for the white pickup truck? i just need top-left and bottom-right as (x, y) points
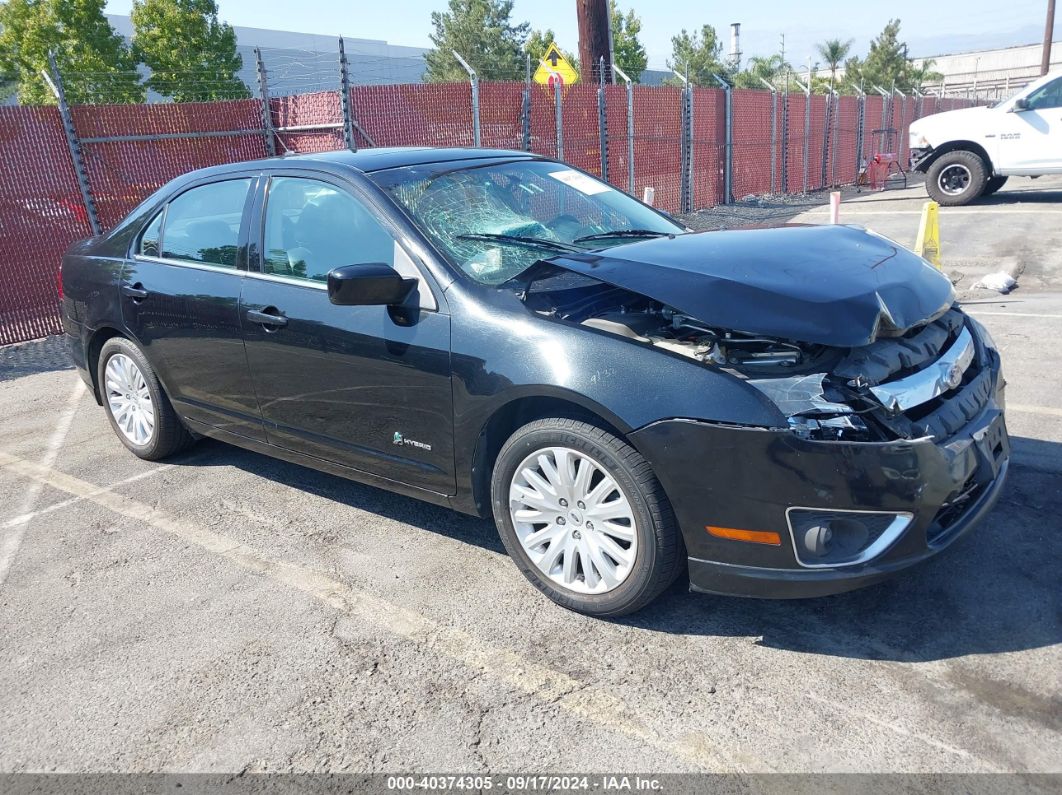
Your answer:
(909, 70), (1062, 205)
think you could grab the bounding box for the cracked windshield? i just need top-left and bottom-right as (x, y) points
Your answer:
(373, 160), (683, 285)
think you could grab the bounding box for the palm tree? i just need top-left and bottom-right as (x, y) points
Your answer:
(735, 53), (790, 89)
(816, 38), (853, 91)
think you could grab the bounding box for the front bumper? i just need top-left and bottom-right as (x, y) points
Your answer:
(910, 146), (932, 172)
(629, 366), (1009, 599)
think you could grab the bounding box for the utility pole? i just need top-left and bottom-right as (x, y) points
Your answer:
(1042, 0), (1056, 76)
(576, 0), (612, 82)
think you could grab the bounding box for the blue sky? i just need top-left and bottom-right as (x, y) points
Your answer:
(104, 0), (1060, 69)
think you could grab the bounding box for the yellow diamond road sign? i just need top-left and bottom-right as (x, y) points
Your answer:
(533, 43), (579, 89)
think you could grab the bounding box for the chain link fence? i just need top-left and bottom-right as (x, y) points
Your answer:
(0, 43), (986, 346)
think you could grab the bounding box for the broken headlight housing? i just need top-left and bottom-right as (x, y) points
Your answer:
(750, 373), (872, 441)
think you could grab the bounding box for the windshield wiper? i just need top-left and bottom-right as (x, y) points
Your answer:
(573, 229), (674, 243)
(455, 232), (580, 253)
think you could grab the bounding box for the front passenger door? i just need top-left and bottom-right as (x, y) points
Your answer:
(998, 76), (1062, 173)
(240, 175), (455, 494)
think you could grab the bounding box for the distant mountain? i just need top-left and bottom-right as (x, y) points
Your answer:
(735, 21), (1058, 70)
(905, 25), (1048, 57)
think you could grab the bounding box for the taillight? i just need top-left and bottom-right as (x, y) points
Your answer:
(57, 267), (64, 300)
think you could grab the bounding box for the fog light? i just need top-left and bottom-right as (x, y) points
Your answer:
(786, 509), (912, 568)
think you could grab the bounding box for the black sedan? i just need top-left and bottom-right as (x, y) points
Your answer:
(60, 147), (1009, 616)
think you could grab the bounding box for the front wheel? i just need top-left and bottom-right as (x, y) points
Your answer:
(490, 418), (684, 616)
(925, 150), (988, 206)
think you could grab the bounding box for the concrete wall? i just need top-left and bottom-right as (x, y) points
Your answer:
(915, 41), (1061, 98)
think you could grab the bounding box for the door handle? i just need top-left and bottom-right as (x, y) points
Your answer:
(121, 283), (149, 301)
(246, 307), (288, 329)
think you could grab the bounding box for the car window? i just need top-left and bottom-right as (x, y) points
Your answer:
(371, 160), (682, 286)
(1025, 77), (1062, 111)
(160, 179), (251, 269)
(263, 177), (396, 283)
(139, 209), (163, 257)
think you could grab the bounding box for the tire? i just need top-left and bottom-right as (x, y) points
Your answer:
(983, 175), (1008, 196)
(97, 337), (195, 460)
(925, 150), (988, 206)
(490, 418), (684, 616)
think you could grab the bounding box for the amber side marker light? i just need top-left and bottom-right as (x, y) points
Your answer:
(706, 526), (782, 546)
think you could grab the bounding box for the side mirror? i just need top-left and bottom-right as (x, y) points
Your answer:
(327, 263), (416, 306)
(1010, 97), (1030, 112)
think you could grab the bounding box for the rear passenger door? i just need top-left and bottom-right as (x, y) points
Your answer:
(122, 174), (265, 440)
(240, 173), (455, 494)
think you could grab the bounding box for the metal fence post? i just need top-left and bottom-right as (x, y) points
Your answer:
(685, 70), (693, 211)
(674, 67), (692, 212)
(757, 78), (777, 195)
(854, 87), (866, 180)
(597, 56), (609, 181)
(338, 37), (356, 152)
(254, 47), (277, 157)
(894, 88), (907, 162)
(820, 90), (831, 188)
(554, 79), (564, 161)
(874, 85), (890, 131)
(45, 52), (101, 236)
(830, 91), (839, 186)
(613, 63), (635, 194)
(521, 54), (532, 151)
(781, 85), (790, 193)
(713, 74), (732, 204)
(794, 76), (810, 194)
(452, 51), (480, 147)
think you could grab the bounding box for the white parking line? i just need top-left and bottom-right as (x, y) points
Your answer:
(806, 209), (1062, 216)
(1, 463), (176, 530)
(962, 311), (1062, 319)
(0, 450), (748, 773)
(0, 379), (84, 587)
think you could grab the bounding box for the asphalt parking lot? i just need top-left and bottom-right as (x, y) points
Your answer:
(1, 184), (1060, 776)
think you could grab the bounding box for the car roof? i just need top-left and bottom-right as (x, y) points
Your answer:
(184, 147), (542, 182)
(288, 147), (542, 172)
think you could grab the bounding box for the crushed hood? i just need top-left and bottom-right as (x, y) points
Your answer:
(548, 225), (955, 347)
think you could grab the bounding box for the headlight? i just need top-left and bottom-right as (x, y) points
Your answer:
(909, 130), (929, 148)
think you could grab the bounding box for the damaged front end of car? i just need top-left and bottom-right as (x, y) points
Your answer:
(516, 224), (1010, 597)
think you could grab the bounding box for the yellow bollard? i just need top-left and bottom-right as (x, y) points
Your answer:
(914, 200), (941, 268)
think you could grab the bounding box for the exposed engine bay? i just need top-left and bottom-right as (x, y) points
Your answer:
(523, 283), (838, 374)
(522, 278), (982, 445)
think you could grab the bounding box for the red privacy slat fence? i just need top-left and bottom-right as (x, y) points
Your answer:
(0, 81), (979, 347)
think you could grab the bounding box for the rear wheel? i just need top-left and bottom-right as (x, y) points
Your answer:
(98, 337), (195, 460)
(983, 175), (1008, 196)
(925, 150), (988, 206)
(491, 418), (683, 616)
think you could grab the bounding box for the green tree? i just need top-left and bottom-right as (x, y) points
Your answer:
(131, 0), (248, 102)
(609, 1), (646, 82)
(734, 53), (790, 89)
(844, 19), (929, 93)
(524, 28), (556, 66)
(909, 57), (943, 89)
(842, 20), (943, 93)
(816, 38), (852, 91)
(0, 0), (143, 105)
(664, 24), (728, 87)
(424, 0), (528, 82)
